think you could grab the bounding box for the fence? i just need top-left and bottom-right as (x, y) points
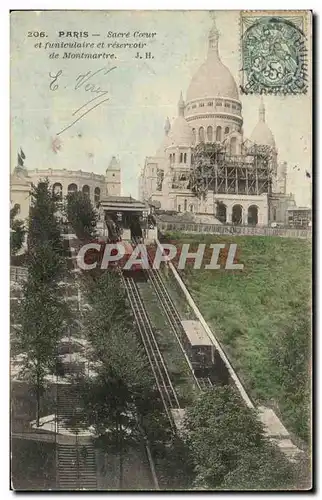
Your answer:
(157, 222), (312, 240)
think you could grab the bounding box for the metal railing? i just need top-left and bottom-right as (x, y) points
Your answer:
(157, 222), (312, 239)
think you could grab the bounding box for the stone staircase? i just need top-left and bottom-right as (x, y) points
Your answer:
(56, 384), (97, 490)
(57, 443), (97, 490)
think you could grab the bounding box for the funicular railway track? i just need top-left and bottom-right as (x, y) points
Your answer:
(131, 239), (213, 392)
(121, 273), (180, 430)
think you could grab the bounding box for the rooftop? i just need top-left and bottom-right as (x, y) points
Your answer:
(181, 320), (212, 346)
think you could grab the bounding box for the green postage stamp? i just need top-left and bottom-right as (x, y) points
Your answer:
(240, 11), (310, 95)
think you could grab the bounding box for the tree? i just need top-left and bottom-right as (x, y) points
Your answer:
(65, 191), (97, 241)
(182, 386), (268, 489)
(28, 180), (65, 259)
(221, 444), (297, 490)
(10, 204), (25, 256)
(71, 270), (155, 488)
(16, 180), (68, 426)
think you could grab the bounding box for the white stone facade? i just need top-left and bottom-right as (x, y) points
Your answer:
(10, 156), (121, 221)
(139, 18), (292, 226)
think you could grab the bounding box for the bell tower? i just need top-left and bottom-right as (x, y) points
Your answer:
(105, 156), (121, 196)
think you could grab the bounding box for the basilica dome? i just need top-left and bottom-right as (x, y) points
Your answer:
(186, 20), (239, 102)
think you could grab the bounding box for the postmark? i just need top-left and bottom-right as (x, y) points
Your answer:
(240, 11), (309, 95)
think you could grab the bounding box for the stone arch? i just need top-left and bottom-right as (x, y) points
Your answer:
(53, 182), (63, 200)
(232, 204), (243, 225)
(216, 202), (227, 223)
(248, 205), (258, 226)
(67, 183), (77, 194)
(94, 187), (100, 204)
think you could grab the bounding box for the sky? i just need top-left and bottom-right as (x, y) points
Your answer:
(10, 10), (312, 206)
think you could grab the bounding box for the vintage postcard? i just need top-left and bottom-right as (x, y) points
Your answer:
(10, 10), (312, 491)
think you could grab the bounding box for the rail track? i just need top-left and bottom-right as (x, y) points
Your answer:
(121, 272), (180, 430)
(131, 239), (212, 392)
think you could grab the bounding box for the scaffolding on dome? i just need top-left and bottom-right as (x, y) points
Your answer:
(188, 140), (275, 199)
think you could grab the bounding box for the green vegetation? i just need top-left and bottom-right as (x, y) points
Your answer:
(16, 180), (68, 426)
(183, 386), (301, 490)
(165, 232), (311, 443)
(65, 191), (98, 240)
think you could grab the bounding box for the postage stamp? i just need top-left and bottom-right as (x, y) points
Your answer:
(240, 11), (310, 95)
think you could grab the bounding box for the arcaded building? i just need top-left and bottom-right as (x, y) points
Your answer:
(139, 18), (295, 226)
(10, 156), (121, 221)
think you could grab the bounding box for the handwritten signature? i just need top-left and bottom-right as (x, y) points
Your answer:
(49, 66), (117, 135)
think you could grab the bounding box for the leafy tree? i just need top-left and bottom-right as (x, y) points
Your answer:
(16, 180), (68, 426)
(28, 180), (65, 259)
(10, 204), (25, 256)
(221, 444), (297, 490)
(71, 270), (155, 487)
(65, 191), (97, 241)
(183, 386), (267, 489)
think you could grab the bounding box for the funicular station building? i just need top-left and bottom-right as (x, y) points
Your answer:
(139, 17), (296, 226)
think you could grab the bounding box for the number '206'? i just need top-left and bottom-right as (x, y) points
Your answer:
(27, 31), (47, 37)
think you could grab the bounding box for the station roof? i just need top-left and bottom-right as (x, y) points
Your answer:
(100, 196), (147, 212)
(181, 320), (212, 346)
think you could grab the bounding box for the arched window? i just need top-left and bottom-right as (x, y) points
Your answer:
(216, 126), (222, 142)
(190, 204), (194, 213)
(82, 185), (90, 197)
(94, 187), (100, 204)
(273, 207), (277, 222)
(230, 137), (237, 155)
(180, 153), (183, 163)
(53, 183), (63, 200)
(178, 204), (181, 213)
(207, 126), (213, 142)
(199, 127), (205, 143)
(192, 128), (196, 144)
(184, 153), (187, 163)
(13, 203), (21, 215)
(184, 199), (187, 211)
(68, 183), (77, 194)
(225, 127), (230, 135)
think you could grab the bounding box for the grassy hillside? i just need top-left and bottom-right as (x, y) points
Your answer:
(164, 233), (311, 443)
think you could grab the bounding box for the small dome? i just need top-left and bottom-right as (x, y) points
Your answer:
(167, 93), (193, 147)
(250, 100), (276, 148)
(186, 18), (239, 102)
(168, 116), (193, 147)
